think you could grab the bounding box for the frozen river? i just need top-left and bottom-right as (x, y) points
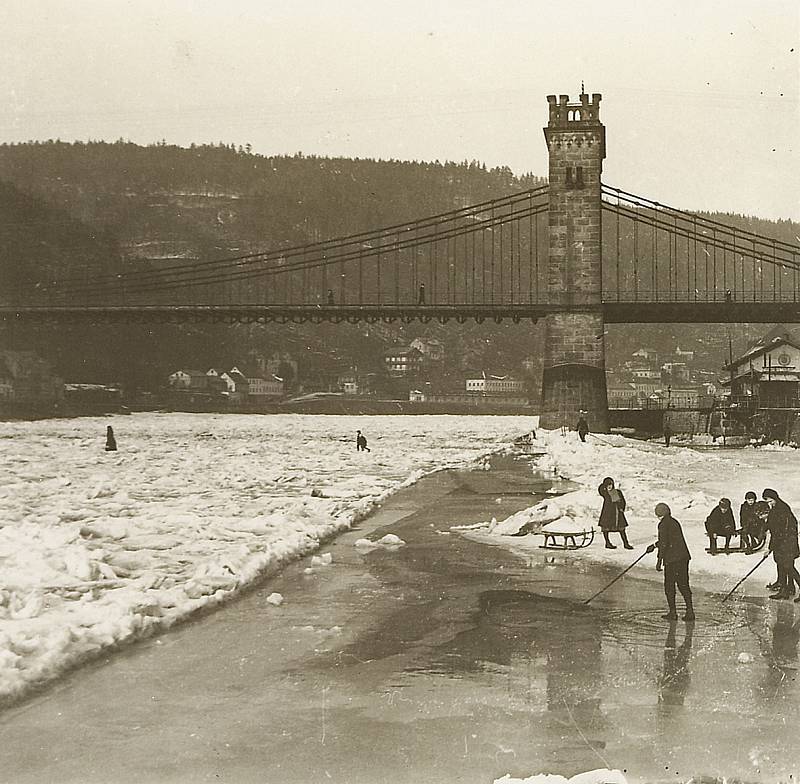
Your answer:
(0, 413), (532, 704)
(1, 452), (798, 784)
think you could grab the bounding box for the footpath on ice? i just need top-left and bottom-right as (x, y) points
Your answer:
(463, 428), (800, 591)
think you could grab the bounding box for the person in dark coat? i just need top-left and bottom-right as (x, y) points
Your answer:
(598, 477), (633, 550)
(663, 422), (672, 448)
(356, 430), (370, 452)
(576, 413), (589, 443)
(647, 502), (694, 622)
(740, 491), (768, 552)
(762, 488), (800, 600)
(704, 498), (736, 553)
(105, 425), (117, 452)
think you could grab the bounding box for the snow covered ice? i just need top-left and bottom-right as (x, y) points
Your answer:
(470, 428), (800, 587)
(494, 770), (627, 784)
(0, 412), (530, 702)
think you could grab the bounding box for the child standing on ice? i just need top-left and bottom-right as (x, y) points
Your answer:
(597, 477), (634, 550)
(647, 502), (694, 622)
(105, 425), (117, 452)
(576, 412), (589, 443)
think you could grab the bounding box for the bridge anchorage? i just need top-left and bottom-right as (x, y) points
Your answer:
(2, 92), (799, 432)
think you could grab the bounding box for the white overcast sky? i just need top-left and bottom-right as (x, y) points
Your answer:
(1, 1), (797, 221)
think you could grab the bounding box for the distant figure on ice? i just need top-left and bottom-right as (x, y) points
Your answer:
(105, 425), (117, 452)
(598, 477), (634, 550)
(647, 502), (694, 622)
(704, 498), (736, 553)
(418, 283), (426, 305)
(762, 488), (800, 601)
(663, 422), (672, 448)
(327, 289), (335, 305)
(576, 412), (589, 443)
(356, 430), (370, 452)
(740, 491), (768, 552)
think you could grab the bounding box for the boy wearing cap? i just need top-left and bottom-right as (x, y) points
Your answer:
(704, 498), (736, 554)
(647, 502), (695, 621)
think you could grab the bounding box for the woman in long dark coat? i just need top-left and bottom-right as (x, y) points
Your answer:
(598, 477), (633, 550)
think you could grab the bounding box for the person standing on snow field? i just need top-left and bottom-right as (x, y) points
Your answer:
(647, 502), (694, 622)
(356, 430), (371, 452)
(576, 412), (589, 443)
(663, 422), (672, 448)
(598, 477), (634, 550)
(762, 488), (800, 601)
(704, 498), (736, 553)
(105, 425), (117, 452)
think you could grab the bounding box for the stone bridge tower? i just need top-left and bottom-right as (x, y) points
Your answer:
(540, 91), (609, 432)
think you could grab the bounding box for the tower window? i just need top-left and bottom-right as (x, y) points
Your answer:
(565, 166), (573, 185)
(575, 166), (584, 186)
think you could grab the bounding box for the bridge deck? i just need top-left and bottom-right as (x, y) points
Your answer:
(3, 301), (800, 324)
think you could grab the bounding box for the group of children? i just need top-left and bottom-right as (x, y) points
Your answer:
(597, 476), (800, 616)
(703, 494), (769, 554)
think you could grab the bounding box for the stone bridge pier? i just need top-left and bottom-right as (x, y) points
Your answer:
(540, 91), (609, 432)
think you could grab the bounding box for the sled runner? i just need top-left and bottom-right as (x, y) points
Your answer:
(513, 433), (546, 456)
(705, 528), (767, 555)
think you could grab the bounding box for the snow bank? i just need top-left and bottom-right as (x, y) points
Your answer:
(0, 412), (530, 702)
(471, 428), (800, 587)
(494, 768), (627, 784)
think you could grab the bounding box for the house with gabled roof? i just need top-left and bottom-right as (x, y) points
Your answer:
(724, 325), (800, 410)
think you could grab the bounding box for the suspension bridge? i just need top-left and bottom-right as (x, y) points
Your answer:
(4, 183), (800, 325)
(2, 91), (798, 429)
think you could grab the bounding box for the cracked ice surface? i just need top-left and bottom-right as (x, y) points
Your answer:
(0, 412), (530, 701)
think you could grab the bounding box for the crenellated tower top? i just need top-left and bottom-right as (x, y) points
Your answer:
(545, 92), (602, 126)
(543, 91), (605, 160)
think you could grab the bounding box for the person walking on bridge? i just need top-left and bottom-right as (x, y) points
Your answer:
(647, 502), (694, 622)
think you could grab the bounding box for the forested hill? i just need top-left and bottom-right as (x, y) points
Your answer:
(0, 142), (549, 389)
(0, 140), (797, 389)
(0, 141), (544, 258)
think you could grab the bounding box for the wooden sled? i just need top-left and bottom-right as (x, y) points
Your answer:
(538, 528), (595, 550)
(705, 529), (767, 555)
